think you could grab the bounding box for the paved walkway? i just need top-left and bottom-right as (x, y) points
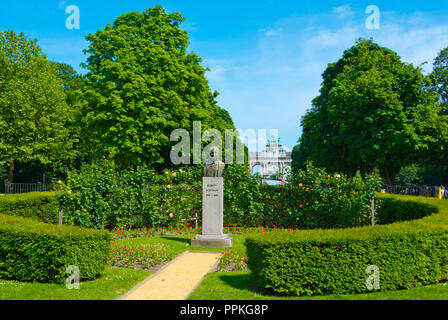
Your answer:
(119, 251), (221, 300)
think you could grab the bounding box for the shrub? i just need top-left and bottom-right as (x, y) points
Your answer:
(375, 194), (438, 224)
(59, 161), (265, 229)
(258, 185), (292, 227)
(59, 161), (203, 229)
(245, 221), (448, 296)
(278, 164), (382, 229)
(0, 191), (59, 224)
(0, 214), (111, 283)
(223, 164), (264, 227)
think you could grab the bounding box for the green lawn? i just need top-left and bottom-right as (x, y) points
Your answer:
(113, 234), (247, 256)
(0, 267), (152, 300)
(187, 270), (448, 300)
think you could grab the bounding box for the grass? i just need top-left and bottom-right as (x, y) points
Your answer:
(113, 234), (247, 257)
(187, 270), (448, 300)
(0, 267), (152, 300)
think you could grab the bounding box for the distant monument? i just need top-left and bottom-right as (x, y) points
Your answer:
(191, 147), (233, 247)
(249, 136), (292, 178)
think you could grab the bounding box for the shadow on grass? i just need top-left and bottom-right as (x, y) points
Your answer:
(219, 273), (282, 298)
(160, 236), (192, 244)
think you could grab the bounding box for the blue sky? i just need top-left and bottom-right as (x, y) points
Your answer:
(1, 1), (448, 151)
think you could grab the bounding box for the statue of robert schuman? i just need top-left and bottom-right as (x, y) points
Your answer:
(204, 147), (225, 177)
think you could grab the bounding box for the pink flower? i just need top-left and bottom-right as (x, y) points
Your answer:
(125, 253), (129, 256)
(336, 174), (341, 178)
(113, 250), (116, 253)
(299, 204), (303, 208)
(167, 184), (171, 189)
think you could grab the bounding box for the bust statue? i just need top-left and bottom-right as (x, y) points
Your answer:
(204, 147), (225, 177)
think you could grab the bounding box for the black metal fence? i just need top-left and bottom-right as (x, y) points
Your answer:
(3, 182), (57, 195)
(384, 185), (448, 198)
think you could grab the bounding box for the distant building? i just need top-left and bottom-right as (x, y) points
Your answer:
(249, 137), (292, 178)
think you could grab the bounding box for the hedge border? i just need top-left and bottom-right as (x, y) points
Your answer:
(245, 195), (448, 296)
(0, 214), (111, 283)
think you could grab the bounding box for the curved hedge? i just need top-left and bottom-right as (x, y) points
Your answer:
(0, 192), (59, 224)
(0, 214), (111, 283)
(245, 196), (448, 296)
(375, 194), (438, 224)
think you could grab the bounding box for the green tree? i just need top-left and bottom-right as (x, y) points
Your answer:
(299, 39), (444, 184)
(81, 6), (235, 169)
(433, 46), (448, 113)
(395, 164), (424, 186)
(0, 31), (73, 183)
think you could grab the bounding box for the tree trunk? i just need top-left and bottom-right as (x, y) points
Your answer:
(7, 160), (14, 183)
(385, 169), (394, 185)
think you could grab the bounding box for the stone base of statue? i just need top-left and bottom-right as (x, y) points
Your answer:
(191, 177), (233, 247)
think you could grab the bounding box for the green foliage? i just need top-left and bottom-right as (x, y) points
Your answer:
(59, 162), (384, 230)
(223, 165), (264, 227)
(394, 164), (424, 186)
(0, 191), (59, 224)
(245, 221), (448, 296)
(375, 194), (438, 224)
(299, 39), (444, 183)
(0, 165), (6, 183)
(59, 161), (203, 229)
(80, 5), (235, 168)
(0, 30), (73, 182)
(59, 161), (268, 230)
(268, 163), (383, 229)
(0, 214), (111, 283)
(433, 46), (448, 112)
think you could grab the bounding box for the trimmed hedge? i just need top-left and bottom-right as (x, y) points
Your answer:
(0, 192), (59, 224)
(245, 220), (448, 296)
(0, 214), (111, 283)
(375, 194), (438, 224)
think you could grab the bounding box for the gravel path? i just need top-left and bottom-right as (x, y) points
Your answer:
(119, 251), (221, 300)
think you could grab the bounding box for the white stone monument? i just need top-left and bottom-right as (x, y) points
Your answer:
(191, 148), (233, 247)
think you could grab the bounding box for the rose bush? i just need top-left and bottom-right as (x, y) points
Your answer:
(58, 161), (382, 230)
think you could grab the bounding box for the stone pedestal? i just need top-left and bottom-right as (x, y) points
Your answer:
(191, 177), (233, 247)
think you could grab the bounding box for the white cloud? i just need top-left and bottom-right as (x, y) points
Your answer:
(332, 4), (354, 18)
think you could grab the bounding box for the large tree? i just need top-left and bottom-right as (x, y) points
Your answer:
(81, 5), (235, 169)
(0, 31), (73, 183)
(433, 46), (448, 113)
(296, 39), (445, 184)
